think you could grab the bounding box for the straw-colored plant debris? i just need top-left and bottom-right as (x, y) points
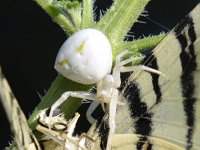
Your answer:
(0, 67), (40, 150)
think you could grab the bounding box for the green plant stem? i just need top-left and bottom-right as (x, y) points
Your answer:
(113, 34), (166, 58)
(122, 34), (165, 51)
(95, 0), (149, 43)
(35, 0), (77, 35)
(82, 0), (95, 28)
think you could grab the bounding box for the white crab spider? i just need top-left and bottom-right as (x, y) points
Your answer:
(49, 29), (164, 150)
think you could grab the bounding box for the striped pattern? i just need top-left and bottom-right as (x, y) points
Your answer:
(94, 4), (200, 150)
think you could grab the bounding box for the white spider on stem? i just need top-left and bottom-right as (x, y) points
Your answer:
(49, 29), (164, 150)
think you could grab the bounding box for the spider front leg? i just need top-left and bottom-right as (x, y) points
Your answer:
(49, 91), (97, 128)
(113, 50), (145, 87)
(113, 50), (165, 85)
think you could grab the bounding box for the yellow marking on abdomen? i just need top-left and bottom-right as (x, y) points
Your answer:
(76, 43), (84, 53)
(58, 59), (69, 66)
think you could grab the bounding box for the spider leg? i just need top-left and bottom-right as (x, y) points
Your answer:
(113, 50), (165, 88)
(115, 50), (132, 65)
(120, 65), (166, 77)
(115, 50), (144, 66)
(117, 56), (144, 66)
(86, 101), (100, 124)
(106, 89), (118, 150)
(49, 91), (97, 128)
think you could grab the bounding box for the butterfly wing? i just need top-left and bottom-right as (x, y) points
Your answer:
(112, 134), (183, 150)
(115, 4), (200, 150)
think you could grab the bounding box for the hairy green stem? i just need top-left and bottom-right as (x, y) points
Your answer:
(95, 0), (149, 43)
(113, 34), (166, 58)
(82, 0), (95, 28)
(35, 0), (77, 35)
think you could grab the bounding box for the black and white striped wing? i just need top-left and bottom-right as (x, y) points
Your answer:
(114, 4), (200, 150)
